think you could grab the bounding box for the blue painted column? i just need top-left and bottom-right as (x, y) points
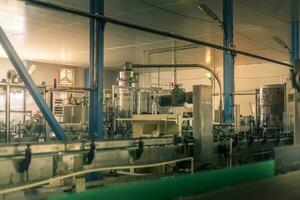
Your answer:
(89, 0), (105, 140)
(291, 20), (300, 145)
(291, 21), (299, 65)
(223, 0), (234, 122)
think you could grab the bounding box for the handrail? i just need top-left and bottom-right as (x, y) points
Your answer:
(0, 157), (194, 195)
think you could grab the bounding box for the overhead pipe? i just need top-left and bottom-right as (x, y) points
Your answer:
(25, 0), (293, 68)
(231, 92), (255, 96)
(144, 44), (200, 55)
(130, 63), (223, 122)
(144, 44), (200, 88)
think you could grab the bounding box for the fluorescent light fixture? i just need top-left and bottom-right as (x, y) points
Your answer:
(28, 64), (37, 75)
(205, 48), (212, 64)
(206, 72), (212, 79)
(198, 3), (223, 25)
(273, 36), (290, 51)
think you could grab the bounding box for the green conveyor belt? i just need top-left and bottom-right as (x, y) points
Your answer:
(48, 160), (274, 200)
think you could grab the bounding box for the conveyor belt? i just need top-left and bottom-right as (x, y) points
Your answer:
(184, 170), (300, 200)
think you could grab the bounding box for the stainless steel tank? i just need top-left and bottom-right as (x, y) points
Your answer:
(115, 64), (139, 118)
(137, 91), (150, 114)
(63, 105), (88, 123)
(256, 84), (285, 128)
(118, 65), (139, 87)
(115, 88), (134, 118)
(118, 70), (134, 87)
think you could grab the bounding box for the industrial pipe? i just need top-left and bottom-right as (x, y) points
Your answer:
(144, 44), (201, 88)
(130, 63), (223, 122)
(25, 0), (292, 68)
(144, 44), (200, 55)
(232, 92), (255, 96)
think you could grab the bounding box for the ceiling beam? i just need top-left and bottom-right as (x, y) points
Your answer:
(25, 0), (293, 68)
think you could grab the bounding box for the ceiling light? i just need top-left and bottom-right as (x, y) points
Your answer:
(273, 36), (290, 51)
(28, 64), (37, 75)
(198, 3), (223, 25)
(206, 72), (212, 79)
(205, 48), (212, 64)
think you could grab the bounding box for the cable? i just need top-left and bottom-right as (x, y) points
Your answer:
(236, 1), (287, 23)
(234, 31), (287, 54)
(137, 0), (218, 24)
(236, 74), (289, 80)
(26, 0), (292, 67)
(139, 0), (287, 56)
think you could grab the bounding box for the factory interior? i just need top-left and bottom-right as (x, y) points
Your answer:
(1, 0), (300, 199)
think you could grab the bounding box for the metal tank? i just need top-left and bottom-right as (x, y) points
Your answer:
(115, 64), (139, 118)
(115, 88), (134, 118)
(118, 70), (133, 87)
(137, 91), (150, 114)
(118, 63), (139, 87)
(256, 84), (285, 128)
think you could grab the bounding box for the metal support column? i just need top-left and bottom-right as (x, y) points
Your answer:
(89, 0), (104, 140)
(291, 21), (300, 144)
(291, 21), (299, 66)
(223, 0), (234, 122)
(84, 67), (90, 88)
(0, 27), (67, 142)
(89, 0), (96, 139)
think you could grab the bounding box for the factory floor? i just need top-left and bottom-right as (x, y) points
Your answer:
(183, 170), (300, 200)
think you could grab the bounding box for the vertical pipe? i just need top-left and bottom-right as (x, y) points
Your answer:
(84, 67), (90, 88)
(291, 21), (299, 66)
(5, 84), (10, 143)
(94, 0), (105, 140)
(147, 53), (153, 88)
(89, 0), (96, 139)
(171, 40), (177, 85)
(223, 0), (234, 122)
(23, 88), (26, 124)
(291, 20), (300, 144)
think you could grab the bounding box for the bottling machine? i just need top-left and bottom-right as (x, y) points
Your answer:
(213, 83), (293, 166)
(0, 64), (197, 195)
(0, 59), (295, 196)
